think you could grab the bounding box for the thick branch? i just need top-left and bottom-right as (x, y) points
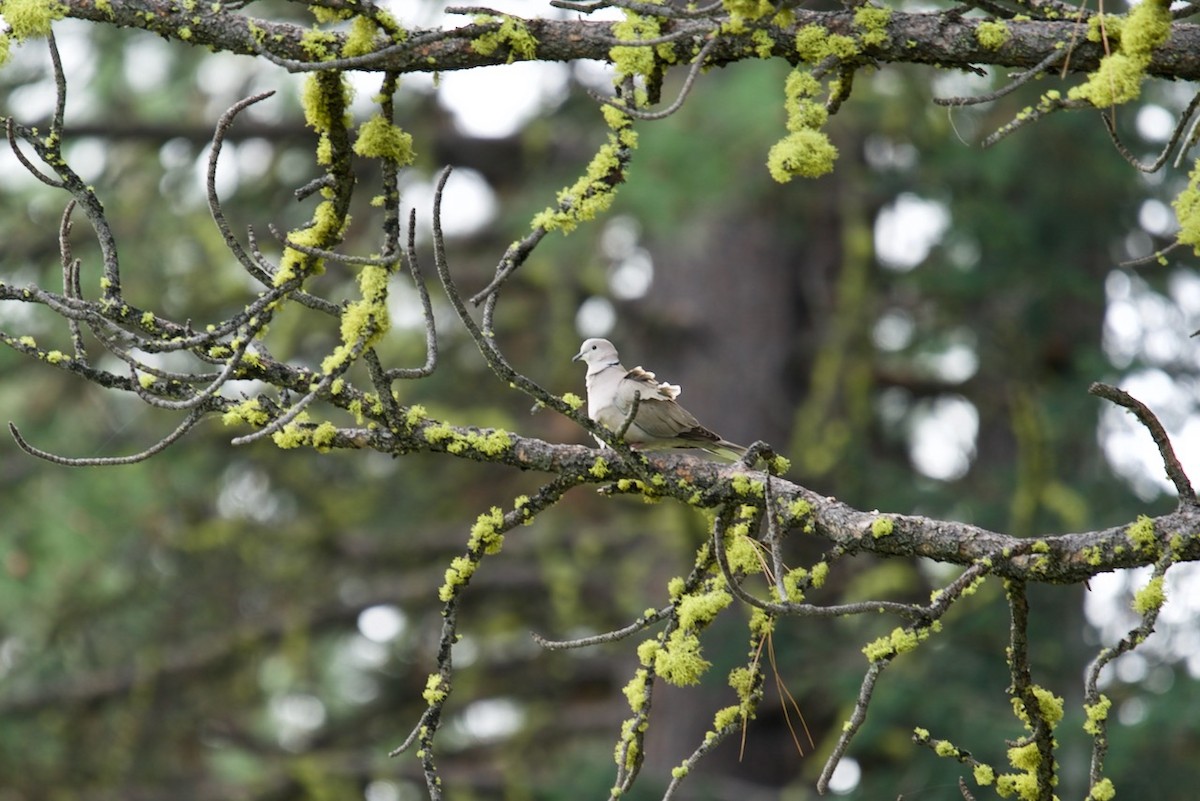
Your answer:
(56, 0), (1200, 81)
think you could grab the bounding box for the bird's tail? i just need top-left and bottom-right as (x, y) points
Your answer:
(705, 440), (749, 462)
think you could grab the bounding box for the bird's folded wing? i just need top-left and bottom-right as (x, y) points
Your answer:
(623, 366), (681, 400)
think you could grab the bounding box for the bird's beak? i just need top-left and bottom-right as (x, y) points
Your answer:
(571, 351), (583, 362)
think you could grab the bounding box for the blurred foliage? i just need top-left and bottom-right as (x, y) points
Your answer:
(2, 4), (1200, 801)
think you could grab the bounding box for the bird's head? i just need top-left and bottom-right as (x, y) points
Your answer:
(572, 338), (619, 366)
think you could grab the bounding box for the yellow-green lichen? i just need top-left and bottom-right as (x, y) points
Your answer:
(622, 669), (649, 710)
(311, 420), (337, 452)
(590, 457), (610, 479)
(137, 371), (155, 388)
(531, 130), (630, 234)
(45, 349), (65, 365)
(767, 129), (838, 182)
(439, 555), (475, 601)
(871, 515), (894, 539)
(1087, 778), (1116, 801)
(677, 588), (732, 630)
(636, 638), (660, 667)
(353, 114), (415, 165)
(422, 673), (448, 704)
(609, 10), (673, 78)
(730, 473), (764, 497)
(794, 24), (858, 63)
(562, 391), (584, 410)
(853, 5), (892, 48)
(1032, 685), (1064, 725)
(1132, 574), (1165, 614)
(472, 14), (537, 63)
(299, 28), (339, 61)
(654, 630), (711, 686)
(1068, 0), (1171, 108)
(935, 740), (959, 758)
(468, 506), (506, 555)
(975, 19), (1011, 50)
(1, 0), (66, 40)
(1083, 694), (1111, 736)
(342, 15), (380, 58)
(974, 764), (996, 786)
(1126, 514), (1157, 552)
(221, 398), (271, 428)
(862, 625), (927, 661)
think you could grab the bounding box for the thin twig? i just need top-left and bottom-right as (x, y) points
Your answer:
(1089, 382), (1196, 504)
(8, 411), (206, 467)
(532, 605), (671, 649)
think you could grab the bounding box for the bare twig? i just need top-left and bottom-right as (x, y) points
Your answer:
(1089, 382), (1196, 504)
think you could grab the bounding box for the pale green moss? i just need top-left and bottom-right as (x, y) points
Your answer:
(221, 398), (271, 428)
(1032, 685), (1064, 725)
(0, 33), (10, 65)
(473, 14), (537, 63)
(562, 391), (584, 411)
(811, 561), (829, 588)
(467, 506), (506, 554)
(353, 114), (415, 165)
(17, 335), (36, 348)
(853, 5), (892, 48)
(439, 554), (475, 600)
(794, 24), (858, 62)
(609, 10), (668, 78)
(636, 638), (660, 667)
(974, 764), (996, 786)
(405, 404), (427, 428)
(677, 588), (732, 630)
(310, 421), (337, 452)
(271, 420), (311, 449)
(422, 673), (448, 704)
(654, 630), (711, 686)
(730, 473), (764, 497)
(935, 740), (959, 757)
(299, 28), (339, 61)
(768, 130), (837, 182)
(1068, 0), (1171, 107)
(1087, 777), (1116, 801)
(423, 422), (455, 444)
(622, 669), (649, 710)
(590, 457), (610, 479)
(46, 349), (65, 365)
(1083, 694), (1111, 736)
(464, 428), (512, 456)
(137, 371), (155, 388)
(871, 515), (894, 539)
(1132, 574), (1165, 614)
(863, 626), (922, 661)
(342, 15), (379, 58)
(975, 19), (1011, 50)
(1126, 514), (1157, 552)
(1, 0), (66, 40)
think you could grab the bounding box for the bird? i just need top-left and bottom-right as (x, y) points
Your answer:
(572, 337), (747, 460)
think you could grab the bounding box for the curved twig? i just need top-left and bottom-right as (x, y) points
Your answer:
(1089, 382), (1196, 504)
(8, 410), (206, 467)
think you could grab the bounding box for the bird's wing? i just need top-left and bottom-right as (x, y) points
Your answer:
(621, 366), (681, 400)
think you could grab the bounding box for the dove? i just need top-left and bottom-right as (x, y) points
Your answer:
(572, 338), (747, 460)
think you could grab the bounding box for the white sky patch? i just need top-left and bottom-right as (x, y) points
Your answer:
(875, 193), (951, 271)
(358, 605), (407, 643)
(438, 62), (569, 138)
(1136, 103), (1175, 142)
(827, 757), (862, 795)
(576, 296), (616, 338)
(909, 395), (978, 481)
(402, 168), (497, 238)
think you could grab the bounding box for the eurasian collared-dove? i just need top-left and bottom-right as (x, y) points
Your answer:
(572, 338), (747, 460)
